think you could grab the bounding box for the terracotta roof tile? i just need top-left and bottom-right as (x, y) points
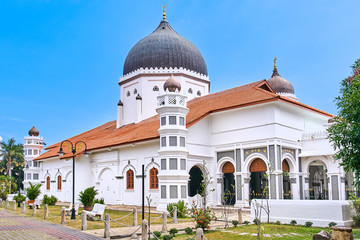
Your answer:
(35, 80), (332, 161)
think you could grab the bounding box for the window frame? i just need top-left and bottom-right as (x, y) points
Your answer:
(127, 169), (134, 190)
(149, 168), (159, 189)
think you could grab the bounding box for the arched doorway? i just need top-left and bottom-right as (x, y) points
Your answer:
(188, 166), (203, 197)
(309, 161), (328, 200)
(222, 162), (235, 205)
(99, 169), (116, 204)
(249, 158), (268, 199)
(282, 160), (291, 199)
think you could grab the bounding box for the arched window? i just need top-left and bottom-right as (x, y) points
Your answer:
(197, 90), (201, 96)
(46, 176), (50, 190)
(133, 88), (138, 94)
(150, 168), (158, 189)
(127, 169), (134, 189)
(153, 86), (159, 91)
(127, 91), (130, 97)
(188, 88), (193, 94)
(57, 175), (62, 190)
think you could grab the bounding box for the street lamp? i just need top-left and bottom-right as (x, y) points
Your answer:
(57, 140), (89, 219)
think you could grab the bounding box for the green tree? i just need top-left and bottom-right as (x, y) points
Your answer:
(0, 138), (25, 192)
(328, 59), (360, 185)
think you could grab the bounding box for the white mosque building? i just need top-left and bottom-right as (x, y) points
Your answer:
(32, 11), (355, 210)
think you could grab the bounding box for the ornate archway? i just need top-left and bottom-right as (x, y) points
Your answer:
(222, 162), (235, 205)
(282, 159), (291, 199)
(188, 166), (203, 197)
(308, 160), (328, 200)
(249, 158), (268, 199)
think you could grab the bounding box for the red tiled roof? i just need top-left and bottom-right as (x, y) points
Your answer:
(35, 80), (333, 161)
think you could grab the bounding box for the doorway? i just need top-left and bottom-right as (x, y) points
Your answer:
(249, 158), (268, 199)
(222, 162), (235, 205)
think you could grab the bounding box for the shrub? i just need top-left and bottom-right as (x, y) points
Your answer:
(78, 186), (98, 207)
(189, 203), (216, 229)
(329, 222), (337, 228)
(275, 221), (281, 225)
(13, 194), (26, 203)
(169, 228), (178, 236)
(349, 194), (360, 227)
(185, 227), (193, 235)
(26, 182), (42, 200)
(232, 220), (239, 227)
(305, 221), (313, 227)
(42, 195), (58, 205)
(162, 234), (173, 240)
(167, 200), (188, 218)
(93, 198), (104, 206)
(243, 220), (250, 225)
(253, 219), (259, 224)
(153, 231), (161, 238)
(290, 220), (297, 225)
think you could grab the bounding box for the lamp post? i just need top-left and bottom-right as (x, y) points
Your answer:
(57, 140), (89, 219)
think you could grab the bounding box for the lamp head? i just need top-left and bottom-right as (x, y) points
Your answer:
(83, 149), (89, 158)
(57, 147), (65, 157)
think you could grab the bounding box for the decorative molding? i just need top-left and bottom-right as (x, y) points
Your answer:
(305, 177), (309, 183)
(115, 176), (123, 179)
(341, 177), (345, 183)
(244, 178), (250, 184)
(217, 178), (223, 184)
(290, 178), (297, 184)
(282, 148), (296, 159)
(302, 131), (328, 141)
(244, 147), (267, 161)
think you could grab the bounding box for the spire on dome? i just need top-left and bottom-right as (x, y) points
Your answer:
(272, 57), (280, 77)
(162, 5), (167, 21)
(28, 126), (40, 137)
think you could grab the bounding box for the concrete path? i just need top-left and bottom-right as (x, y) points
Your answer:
(0, 209), (102, 240)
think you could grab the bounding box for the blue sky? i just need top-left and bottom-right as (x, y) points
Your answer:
(1, 0), (359, 146)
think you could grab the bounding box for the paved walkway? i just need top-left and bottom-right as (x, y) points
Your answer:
(0, 209), (102, 240)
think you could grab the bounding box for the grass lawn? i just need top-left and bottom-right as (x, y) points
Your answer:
(173, 224), (360, 240)
(0, 202), (191, 230)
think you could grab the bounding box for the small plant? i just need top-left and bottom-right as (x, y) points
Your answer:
(162, 234), (173, 240)
(253, 219), (259, 224)
(329, 222), (337, 228)
(232, 220), (239, 227)
(13, 194), (26, 203)
(244, 220), (250, 225)
(153, 231), (161, 238)
(184, 227), (193, 235)
(42, 195), (58, 205)
(167, 200), (188, 218)
(275, 220), (281, 225)
(349, 194), (360, 227)
(93, 198), (104, 206)
(26, 182), (42, 200)
(169, 228), (178, 236)
(305, 221), (313, 227)
(189, 201), (216, 229)
(290, 220), (297, 225)
(78, 186), (98, 210)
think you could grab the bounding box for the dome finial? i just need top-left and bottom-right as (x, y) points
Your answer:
(272, 57), (280, 77)
(162, 5), (167, 21)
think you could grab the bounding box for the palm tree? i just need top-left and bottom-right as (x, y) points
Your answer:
(0, 138), (24, 193)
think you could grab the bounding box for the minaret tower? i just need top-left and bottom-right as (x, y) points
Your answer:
(23, 126), (43, 189)
(156, 75), (190, 211)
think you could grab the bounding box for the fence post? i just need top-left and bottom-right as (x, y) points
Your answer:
(196, 228), (204, 240)
(81, 210), (87, 230)
(104, 213), (110, 239)
(32, 204), (36, 216)
(44, 204), (48, 220)
(13, 201), (16, 211)
(173, 206), (177, 223)
(141, 219), (148, 240)
(0, 199), (2, 207)
(22, 201), (25, 213)
(238, 209), (243, 224)
(6, 199), (9, 209)
(61, 207), (65, 225)
(162, 211), (167, 233)
(133, 207), (138, 226)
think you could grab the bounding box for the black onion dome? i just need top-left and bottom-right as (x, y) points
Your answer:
(123, 20), (208, 76)
(267, 67), (294, 94)
(28, 126), (39, 136)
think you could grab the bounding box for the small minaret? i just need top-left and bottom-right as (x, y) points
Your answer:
(156, 75), (190, 211)
(116, 100), (124, 128)
(23, 126), (43, 189)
